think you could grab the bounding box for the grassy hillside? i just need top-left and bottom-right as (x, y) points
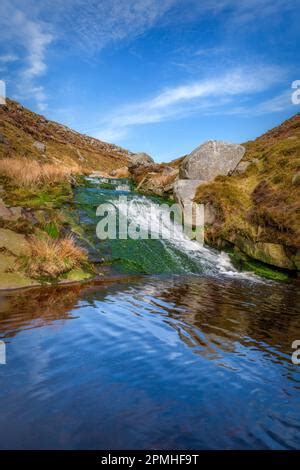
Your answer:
(195, 114), (300, 270)
(0, 98), (134, 289)
(0, 99), (132, 172)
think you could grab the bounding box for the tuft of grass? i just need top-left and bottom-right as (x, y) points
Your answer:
(26, 235), (88, 279)
(0, 158), (81, 188)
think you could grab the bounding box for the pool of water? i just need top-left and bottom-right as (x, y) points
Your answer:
(0, 275), (299, 449)
(0, 178), (299, 450)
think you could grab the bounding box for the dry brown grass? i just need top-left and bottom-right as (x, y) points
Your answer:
(26, 235), (88, 278)
(0, 158), (81, 187)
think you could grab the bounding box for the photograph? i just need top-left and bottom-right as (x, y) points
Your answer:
(0, 0), (299, 464)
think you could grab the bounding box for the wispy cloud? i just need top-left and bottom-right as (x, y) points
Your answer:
(95, 65), (287, 141)
(0, 1), (53, 110)
(0, 54), (19, 63)
(0, 0), (297, 115)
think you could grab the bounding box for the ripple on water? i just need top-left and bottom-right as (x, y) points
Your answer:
(0, 274), (299, 449)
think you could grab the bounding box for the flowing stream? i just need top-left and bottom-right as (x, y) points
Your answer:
(0, 177), (299, 449)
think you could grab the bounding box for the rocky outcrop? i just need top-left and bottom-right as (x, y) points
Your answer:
(194, 114), (300, 273)
(229, 235), (297, 271)
(128, 152), (154, 168)
(0, 228), (30, 256)
(173, 179), (205, 226)
(179, 140), (245, 180)
(173, 179), (218, 227)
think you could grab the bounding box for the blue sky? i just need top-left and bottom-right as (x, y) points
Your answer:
(0, 0), (299, 162)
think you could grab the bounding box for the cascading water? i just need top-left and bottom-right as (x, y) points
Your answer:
(74, 177), (254, 278)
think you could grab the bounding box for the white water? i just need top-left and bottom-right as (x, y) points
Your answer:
(109, 194), (259, 280)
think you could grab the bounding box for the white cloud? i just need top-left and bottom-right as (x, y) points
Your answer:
(95, 65), (286, 141)
(0, 54), (19, 63)
(0, 2), (53, 110)
(0, 0), (297, 114)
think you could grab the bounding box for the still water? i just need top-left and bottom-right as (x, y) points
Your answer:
(0, 178), (299, 449)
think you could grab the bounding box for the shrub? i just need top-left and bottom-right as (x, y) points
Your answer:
(26, 235), (88, 278)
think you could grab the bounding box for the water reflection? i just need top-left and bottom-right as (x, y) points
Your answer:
(0, 275), (299, 449)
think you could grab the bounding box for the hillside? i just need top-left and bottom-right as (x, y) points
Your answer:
(0, 99), (132, 172)
(194, 114), (300, 271)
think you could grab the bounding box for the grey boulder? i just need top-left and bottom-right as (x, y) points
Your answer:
(180, 140), (245, 180)
(128, 152), (154, 168)
(173, 179), (206, 227)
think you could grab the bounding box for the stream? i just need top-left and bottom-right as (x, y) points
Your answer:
(0, 177), (299, 449)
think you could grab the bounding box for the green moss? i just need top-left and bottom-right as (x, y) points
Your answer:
(228, 247), (291, 281)
(60, 267), (93, 282)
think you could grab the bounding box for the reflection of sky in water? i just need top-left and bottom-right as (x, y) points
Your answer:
(0, 275), (299, 450)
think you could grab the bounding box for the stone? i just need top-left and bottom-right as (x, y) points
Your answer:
(0, 252), (16, 272)
(0, 272), (36, 290)
(32, 141), (46, 153)
(0, 199), (13, 220)
(233, 161), (250, 175)
(0, 228), (30, 256)
(0, 133), (9, 145)
(128, 152), (154, 168)
(232, 235), (295, 270)
(179, 140), (245, 180)
(0, 199), (37, 223)
(173, 179), (206, 226)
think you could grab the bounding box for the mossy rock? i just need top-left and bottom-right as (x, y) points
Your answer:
(61, 268), (93, 282)
(0, 272), (37, 289)
(0, 228), (30, 256)
(228, 247), (291, 281)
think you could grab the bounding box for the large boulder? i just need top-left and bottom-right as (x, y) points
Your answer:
(173, 179), (206, 227)
(179, 140), (245, 180)
(128, 152), (154, 168)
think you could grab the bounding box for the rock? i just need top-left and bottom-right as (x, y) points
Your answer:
(232, 235), (296, 270)
(173, 179), (206, 226)
(179, 140), (245, 180)
(233, 161), (250, 175)
(0, 199), (37, 223)
(0, 272), (36, 290)
(32, 141), (46, 153)
(0, 252), (16, 272)
(0, 228), (30, 256)
(0, 199), (13, 220)
(0, 133), (9, 145)
(129, 152), (154, 168)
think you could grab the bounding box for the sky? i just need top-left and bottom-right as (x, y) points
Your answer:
(0, 0), (299, 162)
